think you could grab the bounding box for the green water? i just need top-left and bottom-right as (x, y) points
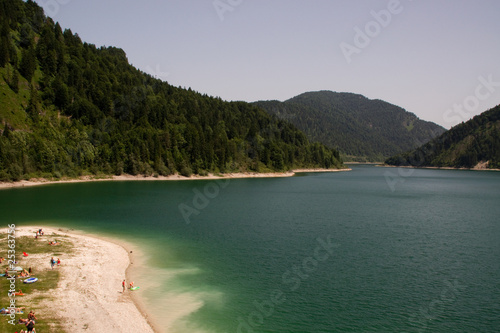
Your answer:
(1, 165), (499, 332)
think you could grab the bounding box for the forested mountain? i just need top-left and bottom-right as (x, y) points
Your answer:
(385, 105), (500, 169)
(0, 0), (343, 182)
(255, 91), (446, 162)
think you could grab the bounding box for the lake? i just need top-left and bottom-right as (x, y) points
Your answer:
(1, 165), (499, 332)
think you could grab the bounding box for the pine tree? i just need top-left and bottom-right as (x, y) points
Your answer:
(2, 123), (10, 138)
(52, 77), (70, 110)
(20, 23), (34, 48)
(19, 46), (37, 82)
(9, 69), (19, 93)
(0, 36), (9, 67)
(26, 84), (41, 121)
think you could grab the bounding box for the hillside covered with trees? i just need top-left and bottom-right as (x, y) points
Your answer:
(385, 105), (500, 169)
(0, 0), (343, 182)
(255, 91), (445, 162)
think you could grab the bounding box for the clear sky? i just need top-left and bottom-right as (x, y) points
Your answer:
(35, 0), (500, 128)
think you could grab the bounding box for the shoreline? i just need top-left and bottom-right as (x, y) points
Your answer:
(344, 162), (382, 165)
(0, 226), (159, 333)
(379, 164), (500, 171)
(0, 168), (352, 190)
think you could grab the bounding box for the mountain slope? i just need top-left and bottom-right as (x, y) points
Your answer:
(385, 105), (500, 169)
(255, 91), (446, 162)
(0, 0), (343, 182)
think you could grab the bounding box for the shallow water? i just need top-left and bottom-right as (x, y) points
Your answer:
(1, 165), (499, 332)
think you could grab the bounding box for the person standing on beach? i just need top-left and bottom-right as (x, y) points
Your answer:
(25, 318), (35, 332)
(28, 310), (37, 321)
(122, 279), (126, 293)
(50, 257), (55, 269)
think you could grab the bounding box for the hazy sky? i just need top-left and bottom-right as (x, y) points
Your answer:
(35, 0), (500, 128)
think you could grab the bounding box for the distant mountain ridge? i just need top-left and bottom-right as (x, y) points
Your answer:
(254, 91), (446, 162)
(385, 105), (500, 169)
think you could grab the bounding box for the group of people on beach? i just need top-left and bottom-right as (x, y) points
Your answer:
(34, 229), (60, 246)
(122, 279), (135, 292)
(1, 275), (37, 332)
(19, 268), (31, 277)
(50, 257), (61, 269)
(0, 229), (55, 332)
(34, 228), (44, 239)
(17, 310), (37, 332)
(0, 307), (36, 331)
(3, 266), (32, 278)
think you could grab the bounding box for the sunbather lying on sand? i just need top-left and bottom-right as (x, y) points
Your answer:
(0, 307), (25, 314)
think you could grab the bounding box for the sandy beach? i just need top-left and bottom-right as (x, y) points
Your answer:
(0, 226), (157, 333)
(292, 168), (352, 173)
(0, 168), (352, 190)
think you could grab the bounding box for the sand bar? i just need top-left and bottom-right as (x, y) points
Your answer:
(0, 226), (157, 333)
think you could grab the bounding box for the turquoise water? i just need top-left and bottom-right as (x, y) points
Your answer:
(1, 165), (499, 332)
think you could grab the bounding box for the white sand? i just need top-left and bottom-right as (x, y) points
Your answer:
(292, 168), (352, 173)
(1, 226), (157, 333)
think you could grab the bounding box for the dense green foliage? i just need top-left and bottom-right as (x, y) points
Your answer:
(385, 105), (500, 169)
(0, 0), (343, 181)
(255, 91), (445, 162)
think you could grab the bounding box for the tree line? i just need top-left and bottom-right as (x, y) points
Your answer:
(0, 0), (343, 181)
(385, 105), (500, 169)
